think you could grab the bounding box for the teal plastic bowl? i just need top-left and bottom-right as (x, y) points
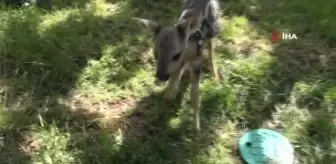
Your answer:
(239, 128), (294, 164)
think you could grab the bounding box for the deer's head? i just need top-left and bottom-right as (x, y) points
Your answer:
(134, 8), (203, 81)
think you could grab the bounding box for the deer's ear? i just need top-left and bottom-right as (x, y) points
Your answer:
(177, 0), (210, 35)
(176, 9), (202, 37)
(133, 17), (162, 36)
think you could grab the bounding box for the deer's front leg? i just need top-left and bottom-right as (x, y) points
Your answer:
(208, 39), (220, 81)
(164, 66), (185, 101)
(190, 66), (201, 133)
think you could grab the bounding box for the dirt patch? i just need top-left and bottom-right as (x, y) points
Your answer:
(69, 93), (149, 138)
(70, 94), (134, 119)
(20, 135), (43, 157)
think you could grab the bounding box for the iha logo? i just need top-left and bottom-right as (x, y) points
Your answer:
(271, 31), (297, 42)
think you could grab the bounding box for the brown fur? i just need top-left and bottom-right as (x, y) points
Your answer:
(133, 0), (220, 133)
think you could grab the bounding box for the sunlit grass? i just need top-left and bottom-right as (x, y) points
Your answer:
(0, 0), (335, 163)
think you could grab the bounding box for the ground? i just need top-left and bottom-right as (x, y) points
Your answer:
(0, 0), (335, 163)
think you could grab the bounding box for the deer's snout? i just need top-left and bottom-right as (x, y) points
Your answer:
(156, 71), (170, 81)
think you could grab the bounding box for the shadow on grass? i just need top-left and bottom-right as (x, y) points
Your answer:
(74, 79), (197, 163)
(1, 0), (335, 163)
(1, 0), (218, 163)
(0, 0), (155, 162)
(0, 0), (90, 10)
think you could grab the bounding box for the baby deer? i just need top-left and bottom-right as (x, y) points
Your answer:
(134, 0), (221, 133)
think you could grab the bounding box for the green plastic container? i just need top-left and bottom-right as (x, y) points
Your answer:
(239, 128), (294, 164)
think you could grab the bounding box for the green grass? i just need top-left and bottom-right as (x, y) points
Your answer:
(0, 0), (336, 163)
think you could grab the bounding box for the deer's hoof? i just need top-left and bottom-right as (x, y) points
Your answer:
(213, 74), (221, 82)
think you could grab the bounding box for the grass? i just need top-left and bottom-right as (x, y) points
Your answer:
(0, 0), (335, 163)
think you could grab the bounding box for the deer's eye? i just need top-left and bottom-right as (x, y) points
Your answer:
(172, 52), (181, 61)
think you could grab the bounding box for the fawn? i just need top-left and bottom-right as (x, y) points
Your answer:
(134, 0), (221, 133)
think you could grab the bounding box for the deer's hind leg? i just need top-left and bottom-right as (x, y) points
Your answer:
(208, 39), (219, 81)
